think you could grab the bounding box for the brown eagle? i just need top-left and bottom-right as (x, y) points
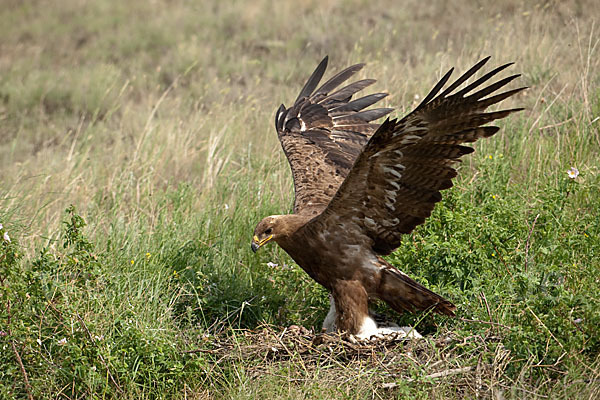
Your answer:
(251, 56), (524, 338)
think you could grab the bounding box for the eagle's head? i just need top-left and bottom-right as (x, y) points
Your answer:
(251, 215), (283, 252)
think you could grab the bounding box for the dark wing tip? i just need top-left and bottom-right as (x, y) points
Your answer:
(456, 145), (475, 156)
(294, 56), (329, 105)
(483, 126), (501, 137)
(414, 67), (454, 111)
(380, 117), (397, 129)
(502, 107), (526, 113)
(314, 62), (366, 96)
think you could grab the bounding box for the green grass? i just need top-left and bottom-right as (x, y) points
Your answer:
(1, 0), (599, 398)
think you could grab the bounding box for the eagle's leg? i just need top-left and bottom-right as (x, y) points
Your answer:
(328, 281), (423, 340)
(322, 295), (337, 333)
(331, 280), (378, 339)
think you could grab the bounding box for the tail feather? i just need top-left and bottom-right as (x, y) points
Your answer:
(377, 259), (455, 316)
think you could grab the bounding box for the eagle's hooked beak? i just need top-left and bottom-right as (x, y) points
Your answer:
(251, 235), (272, 253)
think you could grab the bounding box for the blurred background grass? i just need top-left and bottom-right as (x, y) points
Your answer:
(1, 0), (599, 398)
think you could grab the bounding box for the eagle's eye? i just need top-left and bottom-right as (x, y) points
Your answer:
(264, 228), (273, 235)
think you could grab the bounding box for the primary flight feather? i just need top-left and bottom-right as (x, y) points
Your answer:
(252, 56), (524, 338)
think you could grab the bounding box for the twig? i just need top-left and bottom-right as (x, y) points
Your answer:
(476, 354), (483, 398)
(75, 312), (123, 394)
(500, 382), (550, 398)
(183, 348), (222, 354)
(480, 291), (495, 333)
(383, 366), (476, 387)
(417, 365), (474, 380)
(538, 117), (574, 130)
(467, 170), (480, 186)
(6, 299), (34, 400)
(526, 306), (564, 350)
(524, 214), (540, 272)
(275, 327), (310, 376)
(459, 317), (512, 330)
(528, 83), (568, 134)
(490, 241), (512, 278)
(10, 341), (34, 400)
(381, 382), (399, 389)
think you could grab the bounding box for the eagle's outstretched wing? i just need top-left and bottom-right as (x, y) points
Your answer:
(306, 57), (526, 255)
(275, 56), (393, 216)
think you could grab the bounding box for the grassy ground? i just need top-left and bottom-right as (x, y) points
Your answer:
(1, 0), (599, 398)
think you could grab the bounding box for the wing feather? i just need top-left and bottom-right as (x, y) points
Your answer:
(313, 63), (365, 96)
(329, 93), (389, 112)
(277, 57), (393, 214)
(321, 79), (376, 103)
(305, 58), (525, 254)
(294, 56), (329, 104)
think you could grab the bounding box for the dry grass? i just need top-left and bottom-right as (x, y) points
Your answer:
(180, 324), (598, 399)
(1, 0), (598, 248)
(1, 0), (599, 398)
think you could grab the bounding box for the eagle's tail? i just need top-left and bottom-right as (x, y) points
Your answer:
(377, 259), (456, 316)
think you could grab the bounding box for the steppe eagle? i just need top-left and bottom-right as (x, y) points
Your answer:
(251, 56), (524, 338)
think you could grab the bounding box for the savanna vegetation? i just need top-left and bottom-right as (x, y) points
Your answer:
(1, 0), (599, 398)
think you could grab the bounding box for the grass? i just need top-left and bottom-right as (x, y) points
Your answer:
(1, 0), (599, 398)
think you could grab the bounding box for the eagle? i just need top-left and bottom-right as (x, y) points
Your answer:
(251, 56), (524, 339)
